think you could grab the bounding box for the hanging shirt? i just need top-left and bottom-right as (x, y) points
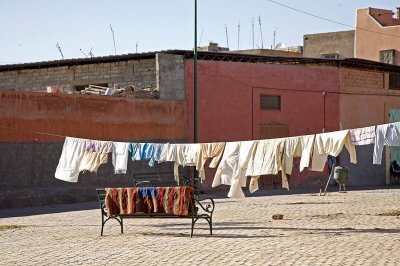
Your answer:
(112, 142), (130, 174)
(173, 144), (201, 182)
(197, 142), (225, 181)
(311, 130), (357, 172)
(350, 126), (376, 146)
(55, 137), (87, 183)
(373, 122), (400, 164)
(246, 138), (285, 193)
(298, 135), (315, 172)
(212, 141), (258, 198)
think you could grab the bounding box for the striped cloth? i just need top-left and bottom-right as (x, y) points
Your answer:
(105, 186), (194, 216)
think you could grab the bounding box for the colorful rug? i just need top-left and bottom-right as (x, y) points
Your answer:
(105, 186), (194, 216)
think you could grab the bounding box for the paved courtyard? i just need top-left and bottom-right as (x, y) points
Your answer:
(1, 187), (400, 265)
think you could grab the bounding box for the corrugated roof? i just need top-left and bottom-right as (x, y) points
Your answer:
(1, 49), (400, 73)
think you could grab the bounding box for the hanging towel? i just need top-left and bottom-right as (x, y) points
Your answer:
(112, 142), (130, 174)
(55, 137), (87, 183)
(373, 122), (400, 164)
(197, 142), (225, 181)
(311, 130), (357, 172)
(157, 143), (177, 163)
(128, 143), (163, 167)
(350, 126), (376, 146)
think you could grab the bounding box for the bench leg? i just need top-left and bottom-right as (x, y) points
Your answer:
(190, 217), (195, 237)
(120, 218), (123, 234)
(208, 217), (213, 235)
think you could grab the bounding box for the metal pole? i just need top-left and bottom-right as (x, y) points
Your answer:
(194, 0), (198, 143)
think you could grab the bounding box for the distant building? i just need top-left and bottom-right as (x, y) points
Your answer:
(356, 7), (400, 64)
(303, 30), (355, 59)
(304, 7), (400, 65)
(197, 42), (229, 52)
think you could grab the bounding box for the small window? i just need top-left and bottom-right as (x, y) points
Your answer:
(260, 95), (281, 110)
(379, 49), (395, 64)
(389, 73), (400, 90)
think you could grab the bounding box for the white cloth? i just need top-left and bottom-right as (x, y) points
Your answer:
(298, 135), (315, 172)
(311, 130), (357, 171)
(212, 141), (257, 198)
(280, 137), (301, 190)
(85, 139), (113, 153)
(350, 126), (375, 145)
(246, 139), (285, 193)
(173, 144), (201, 182)
(373, 122), (400, 164)
(112, 142), (130, 174)
(158, 143), (177, 162)
(55, 137), (87, 183)
(197, 142), (225, 181)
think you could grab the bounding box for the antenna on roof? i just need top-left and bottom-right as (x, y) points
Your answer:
(136, 41), (139, 53)
(251, 17), (255, 49)
(273, 27), (277, 48)
(80, 45), (94, 58)
(237, 22), (240, 50)
(258, 16), (264, 49)
(199, 29), (204, 46)
(110, 24), (117, 55)
(225, 24), (229, 49)
(56, 42), (65, 59)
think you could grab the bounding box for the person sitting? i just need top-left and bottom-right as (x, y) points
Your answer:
(390, 160), (400, 184)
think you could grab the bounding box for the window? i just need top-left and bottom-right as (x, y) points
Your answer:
(389, 73), (400, 90)
(379, 49), (395, 65)
(259, 124), (289, 139)
(260, 95), (281, 110)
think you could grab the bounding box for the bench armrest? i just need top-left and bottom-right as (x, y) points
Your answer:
(193, 197), (215, 214)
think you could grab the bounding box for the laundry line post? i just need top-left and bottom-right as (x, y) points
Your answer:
(193, 0), (199, 197)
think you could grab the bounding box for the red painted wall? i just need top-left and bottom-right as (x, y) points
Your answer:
(0, 91), (187, 143)
(185, 60), (340, 188)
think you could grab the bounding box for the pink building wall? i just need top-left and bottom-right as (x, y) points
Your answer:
(185, 60), (340, 188)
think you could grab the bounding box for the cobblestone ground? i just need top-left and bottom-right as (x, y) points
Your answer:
(1, 188), (400, 265)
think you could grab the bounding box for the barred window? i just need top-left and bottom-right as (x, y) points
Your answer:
(389, 73), (400, 90)
(260, 95), (281, 110)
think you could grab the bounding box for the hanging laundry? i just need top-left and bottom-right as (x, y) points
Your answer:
(311, 130), (357, 172)
(212, 141), (257, 198)
(112, 142), (130, 174)
(173, 144), (201, 182)
(158, 143), (177, 163)
(246, 138), (285, 193)
(85, 139), (113, 153)
(197, 142), (225, 181)
(373, 122), (400, 164)
(79, 151), (108, 172)
(350, 126), (375, 146)
(128, 143), (163, 167)
(279, 136), (301, 190)
(298, 135), (315, 172)
(55, 137), (87, 183)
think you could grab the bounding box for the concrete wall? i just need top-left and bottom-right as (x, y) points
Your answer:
(185, 60), (340, 189)
(0, 91), (186, 142)
(156, 53), (185, 100)
(356, 8), (400, 64)
(303, 30), (355, 58)
(0, 58), (157, 93)
(0, 91), (187, 209)
(339, 67), (400, 185)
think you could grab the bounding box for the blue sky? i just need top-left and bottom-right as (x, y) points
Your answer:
(0, 0), (397, 64)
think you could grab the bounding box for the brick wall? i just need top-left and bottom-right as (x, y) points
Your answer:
(340, 68), (384, 91)
(0, 58), (157, 93)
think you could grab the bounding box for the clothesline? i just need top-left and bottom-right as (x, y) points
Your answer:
(53, 122), (400, 198)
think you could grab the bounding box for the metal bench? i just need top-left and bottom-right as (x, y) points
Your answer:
(96, 185), (214, 237)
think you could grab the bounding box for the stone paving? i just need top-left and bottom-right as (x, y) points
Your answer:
(1, 187), (400, 265)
